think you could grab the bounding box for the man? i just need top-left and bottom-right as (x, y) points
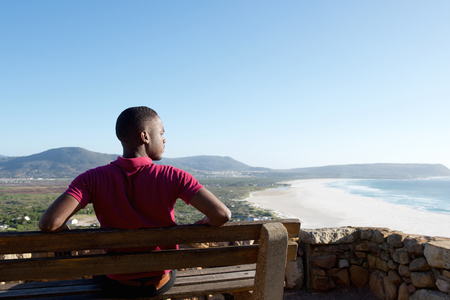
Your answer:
(39, 106), (231, 297)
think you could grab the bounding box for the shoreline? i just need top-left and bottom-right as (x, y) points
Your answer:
(243, 179), (450, 238)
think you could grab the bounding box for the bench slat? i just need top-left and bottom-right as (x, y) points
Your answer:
(175, 269), (255, 285)
(177, 263), (256, 277)
(7, 296), (104, 300)
(0, 284), (101, 299)
(0, 266), (256, 300)
(0, 246), (259, 282)
(287, 240), (298, 260)
(0, 242), (296, 283)
(0, 219), (300, 254)
(158, 278), (254, 299)
(0, 265), (255, 291)
(1, 279), (256, 300)
(5, 277), (255, 300)
(0, 279), (97, 291)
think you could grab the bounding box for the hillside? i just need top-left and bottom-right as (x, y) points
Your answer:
(157, 156), (270, 172)
(0, 148), (265, 178)
(0, 148), (117, 178)
(1, 147), (449, 179)
(283, 163), (450, 179)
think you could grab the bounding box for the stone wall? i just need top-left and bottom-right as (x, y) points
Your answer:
(293, 227), (450, 300)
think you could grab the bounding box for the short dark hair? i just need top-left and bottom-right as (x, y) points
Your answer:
(115, 106), (159, 142)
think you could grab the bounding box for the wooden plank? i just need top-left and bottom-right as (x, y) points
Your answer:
(0, 265), (256, 292)
(177, 264), (256, 277)
(15, 296), (106, 300)
(282, 220), (301, 239)
(8, 278), (255, 300)
(0, 273), (255, 300)
(287, 240), (298, 261)
(0, 265), (255, 290)
(0, 242), (297, 282)
(0, 269), (256, 300)
(152, 278), (255, 300)
(0, 219), (300, 254)
(17, 296), (103, 300)
(0, 284), (101, 299)
(0, 246), (259, 282)
(0, 241), (297, 282)
(0, 279), (97, 291)
(175, 270), (255, 285)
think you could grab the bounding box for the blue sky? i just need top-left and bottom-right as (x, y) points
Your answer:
(1, 1), (449, 169)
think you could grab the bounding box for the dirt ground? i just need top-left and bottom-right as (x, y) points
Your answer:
(70, 215), (98, 226)
(283, 287), (379, 300)
(0, 184), (67, 195)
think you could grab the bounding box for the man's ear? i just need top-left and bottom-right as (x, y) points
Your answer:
(140, 130), (150, 144)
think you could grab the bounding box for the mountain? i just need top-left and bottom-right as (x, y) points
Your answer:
(0, 148), (117, 178)
(283, 163), (450, 179)
(1, 147), (449, 179)
(0, 147), (265, 178)
(156, 156), (270, 172)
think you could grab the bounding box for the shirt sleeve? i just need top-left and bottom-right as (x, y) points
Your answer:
(173, 168), (203, 205)
(64, 171), (93, 208)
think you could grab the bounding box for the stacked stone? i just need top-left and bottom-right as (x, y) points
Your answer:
(299, 227), (450, 300)
(285, 237), (305, 289)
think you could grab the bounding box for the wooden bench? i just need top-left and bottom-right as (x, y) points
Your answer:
(0, 219), (300, 300)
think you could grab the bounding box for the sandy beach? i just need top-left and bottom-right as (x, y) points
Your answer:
(244, 179), (450, 238)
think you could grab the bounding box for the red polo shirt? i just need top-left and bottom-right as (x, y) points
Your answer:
(65, 156), (203, 279)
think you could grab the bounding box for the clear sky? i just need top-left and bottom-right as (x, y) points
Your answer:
(1, 1), (449, 169)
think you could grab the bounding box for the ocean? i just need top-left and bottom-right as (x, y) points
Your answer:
(326, 177), (450, 215)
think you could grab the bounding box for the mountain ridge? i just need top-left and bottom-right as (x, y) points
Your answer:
(282, 163), (450, 178)
(1, 147), (449, 179)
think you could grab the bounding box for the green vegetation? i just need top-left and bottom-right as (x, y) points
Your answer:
(0, 177), (288, 231)
(0, 192), (56, 231)
(0, 187), (94, 231)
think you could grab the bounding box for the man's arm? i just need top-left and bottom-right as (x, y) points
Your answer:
(39, 193), (83, 233)
(190, 188), (231, 226)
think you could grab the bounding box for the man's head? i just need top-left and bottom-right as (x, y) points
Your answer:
(116, 106), (165, 160)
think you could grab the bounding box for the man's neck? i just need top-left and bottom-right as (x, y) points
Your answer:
(122, 147), (148, 158)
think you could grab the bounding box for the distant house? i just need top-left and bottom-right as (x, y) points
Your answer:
(68, 219), (78, 225)
(247, 216), (272, 222)
(0, 224), (8, 230)
(24, 216), (30, 221)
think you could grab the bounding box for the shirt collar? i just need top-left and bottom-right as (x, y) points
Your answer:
(112, 156), (154, 169)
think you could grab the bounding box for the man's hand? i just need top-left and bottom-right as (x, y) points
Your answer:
(194, 216), (211, 225)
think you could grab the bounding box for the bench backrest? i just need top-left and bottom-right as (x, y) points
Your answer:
(0, 219), (300, 282)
